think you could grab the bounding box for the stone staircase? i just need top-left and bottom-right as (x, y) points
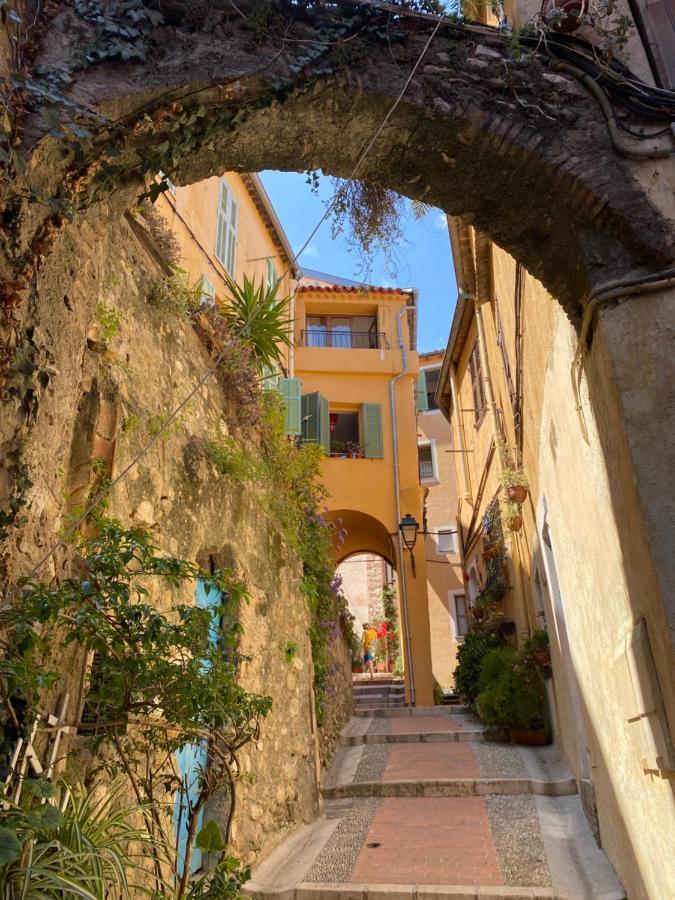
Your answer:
(352, 677), (405, 712)
(244, 704), (626, 900)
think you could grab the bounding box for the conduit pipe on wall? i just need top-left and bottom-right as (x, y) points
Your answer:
(449, 362), (473, 506)
(571, 267), (675, 443)
(390, 305), (416, 706)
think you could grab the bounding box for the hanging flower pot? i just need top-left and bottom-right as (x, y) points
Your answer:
(473, 606), (485, 620)
(508, 515), (523, 532)
(507, 484), (528, 504)
(534, 648), (551, 666)
(542, 0), (590, 34)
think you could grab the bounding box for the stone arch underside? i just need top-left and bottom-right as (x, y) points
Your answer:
(23, 3), (674, 323)
(327, 510), (396, 567)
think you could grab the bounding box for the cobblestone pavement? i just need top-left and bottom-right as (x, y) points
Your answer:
(246, 703), (626, 899)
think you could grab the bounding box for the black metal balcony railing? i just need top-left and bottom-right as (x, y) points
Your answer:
(419, 458), (435, 480)
(300, 329), (389, 350)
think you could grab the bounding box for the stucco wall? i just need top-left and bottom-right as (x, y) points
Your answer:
(0, 205), (349, 868)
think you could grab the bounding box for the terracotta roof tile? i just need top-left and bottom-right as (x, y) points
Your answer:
(297, 284), (412, 295)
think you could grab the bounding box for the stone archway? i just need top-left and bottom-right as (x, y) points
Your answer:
(8, 0), (673, 322)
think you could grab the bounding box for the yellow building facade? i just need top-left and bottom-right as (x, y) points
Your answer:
(154, 171), (297, 340)
(416, 351), (464, 692)
(437, 220), (675, 900)
(292, 272), (434, 706)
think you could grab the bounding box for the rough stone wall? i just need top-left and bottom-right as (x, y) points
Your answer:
(0, 204), (352, 866)
(316, 634), (353, 768)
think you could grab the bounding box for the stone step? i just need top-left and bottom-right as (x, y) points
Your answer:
(244, 883), (625, 899)
(353, 705), (470, 718)
(353, 701), (406, 709)
(339, 728), (506, 747)
(322, 776), (578, 801)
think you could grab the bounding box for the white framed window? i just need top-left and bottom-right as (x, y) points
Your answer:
(266, 258), (278, 291)
(418, 440), (438, 482)
(449, 592), (469, 639)
(436, 527), (457, 555)
(215, 178), (238, 276)
(200, 275), (216, 307)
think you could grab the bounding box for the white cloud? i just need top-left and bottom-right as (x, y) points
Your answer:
(302, 244), (320, 259)
(434, 212), (448, 231)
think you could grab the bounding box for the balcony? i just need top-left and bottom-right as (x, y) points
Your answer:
(299, 329), (389, 350)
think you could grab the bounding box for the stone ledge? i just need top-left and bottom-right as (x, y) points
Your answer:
(245, 882), (569, 899)
(321, 778), (578, 800)
(340, 729), (508, 747)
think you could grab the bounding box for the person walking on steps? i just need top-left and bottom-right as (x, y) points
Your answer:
(362, 621), (378, 680)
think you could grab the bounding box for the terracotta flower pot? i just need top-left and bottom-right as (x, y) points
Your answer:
(534, 648), (551, 666)
(473, 606), (485, 620)
(508, 515), (523, 532)
(510, 728), (550, 746)
(507, 484), (528, 504)
(548, 0), (589, 33)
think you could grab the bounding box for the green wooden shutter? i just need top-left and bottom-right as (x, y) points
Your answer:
(278, 377), (301, 435)
(362, 403), (383, 459)
(416, 370), (429, 412)
(301, 392), (330, 454)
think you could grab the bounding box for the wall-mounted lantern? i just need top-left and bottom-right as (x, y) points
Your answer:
(399, 513), (419, 576)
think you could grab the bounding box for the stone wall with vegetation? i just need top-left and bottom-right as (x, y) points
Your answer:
(0, 204), (352, 873)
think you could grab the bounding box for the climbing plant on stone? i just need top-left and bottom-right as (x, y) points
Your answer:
(1, 513), (271, 898)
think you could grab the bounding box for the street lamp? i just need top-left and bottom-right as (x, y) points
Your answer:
(399, 514), (420, 577)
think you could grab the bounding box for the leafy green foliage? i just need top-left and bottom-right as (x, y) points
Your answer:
(202, 434), (258, 481)
(220, 275), (292, 373)
(1, 516), (271, 898)
(453, 630), (502, 703)
(96, 302), (122, 342)
(476, 647), (548, 731)
(149, 268), (203, 316)
(0, 779), (153, 900)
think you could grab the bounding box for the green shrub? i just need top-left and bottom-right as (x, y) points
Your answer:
(453, 630), (502, 703)
(149, 267), (202, 316)
(203, 433), (258, 481)
(476, 647), (548, 731)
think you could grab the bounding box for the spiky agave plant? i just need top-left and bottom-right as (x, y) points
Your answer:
(221, 274), (292, 372)
(0, 780), (158, 900)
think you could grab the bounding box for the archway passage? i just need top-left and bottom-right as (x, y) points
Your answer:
(14, 1), (673, 324)
(336, 551), (404, 679)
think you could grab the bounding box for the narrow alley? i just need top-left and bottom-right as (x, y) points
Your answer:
(246, 678), (624, 900)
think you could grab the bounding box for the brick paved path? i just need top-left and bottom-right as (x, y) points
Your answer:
(244, 699), (626, 899)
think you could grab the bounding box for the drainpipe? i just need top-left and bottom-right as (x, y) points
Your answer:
(390, 305), (415, 706)
(449, 362), (472, 506)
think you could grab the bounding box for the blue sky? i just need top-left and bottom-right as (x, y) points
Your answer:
(260, 171), (457, 354)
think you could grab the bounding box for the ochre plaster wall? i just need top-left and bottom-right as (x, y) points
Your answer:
(417, 353), (464, 691)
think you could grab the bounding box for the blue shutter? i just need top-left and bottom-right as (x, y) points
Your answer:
(302, 392), (330, 454)
(416, 370), (429, 412)
(362, 403), (384, 459)
(278, 377), (301, 435)
(174, 579), (222, 876)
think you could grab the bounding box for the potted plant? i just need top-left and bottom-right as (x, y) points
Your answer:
(530, 629), (551, 666)
(476, 648), (550, 745)
(501, 467), (529, 504)
(504, 501), (523, 532)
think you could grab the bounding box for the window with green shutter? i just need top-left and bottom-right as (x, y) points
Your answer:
(262, 364), (279, 392)
(361, 403), (383, 459)
(215, 178), (238, 276)
(416, 370), (429, 412)
(278, 377), (301, 435)
(301, 392), (330, 454)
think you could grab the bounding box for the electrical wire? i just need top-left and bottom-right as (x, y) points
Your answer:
(15, 7), (446, 585)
